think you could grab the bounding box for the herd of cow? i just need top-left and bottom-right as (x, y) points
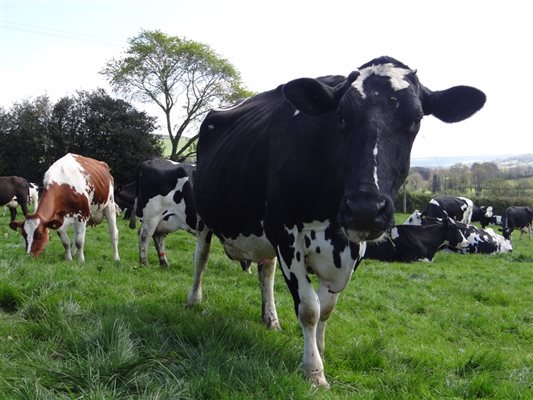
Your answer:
(2, 56), (533, 387)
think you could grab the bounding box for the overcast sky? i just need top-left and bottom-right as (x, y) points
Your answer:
(1, 0), (532, 160)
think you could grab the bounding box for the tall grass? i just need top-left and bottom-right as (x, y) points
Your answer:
(0, 212), (531, 399)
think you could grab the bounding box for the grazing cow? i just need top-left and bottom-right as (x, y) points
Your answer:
(114, 180), (137, 220)
(502, 206), (533, 240)
(129, 158), (197, 267)
(2, 181), (39, 218)
(9, 154), (120, 262)
(129, 158), (254, 272)
(471, 205), (494, 228)
(426, 196), (474, 223)
(365, 218), (468, 262)
(446, 221), (512, 254)
(186, 56), (485, 386)
(0, 176), (32, 222)
(403, 209), (423, 225)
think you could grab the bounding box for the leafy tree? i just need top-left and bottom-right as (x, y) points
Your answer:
(0, 96), (52, 181)
(0, 91), (163, 184)
(49, 89), (163, 183)
(101, 30), (252, 160)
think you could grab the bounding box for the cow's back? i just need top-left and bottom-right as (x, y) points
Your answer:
(194, 93), (278, 239)
(44, 153), (112, 206)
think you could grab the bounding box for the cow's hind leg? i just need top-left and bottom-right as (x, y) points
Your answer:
(104, 203), (120, 261)
(257, 258), (280, 330)
(72, 221), (87, 263)
(187, 224), (212, 307)
(153, 233), (169, 267)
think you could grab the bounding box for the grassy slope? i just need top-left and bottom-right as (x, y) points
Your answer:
(0, 211), (531, 399)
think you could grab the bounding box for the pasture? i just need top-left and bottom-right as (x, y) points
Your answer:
(0, 211), (531, 399)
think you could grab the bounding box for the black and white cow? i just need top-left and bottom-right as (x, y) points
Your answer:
(114, 180), (137, 220)
(446, 221), (512, 254)
(365, 217), (468, 262)
(403, 209), (423, 225)
(426, 196), (474, 223)
(129, 158), (197, 267)
(187, 56), (485, 386)
(471, 205), (494, 228)
(502, 206), (533, 240)
(0, 176), (32, 222)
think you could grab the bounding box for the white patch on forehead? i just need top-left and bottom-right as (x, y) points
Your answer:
(24, 217), (41, 253)
(391, 227), (399, 239)
(352, 63), (412, 99)
(372, 142), (379, 190)
(293, 109), (300, 117)
(44, 153), (88, 195)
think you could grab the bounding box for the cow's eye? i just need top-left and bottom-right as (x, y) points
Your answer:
(411, 117), (422, 131)
(338, 115), (347, 131)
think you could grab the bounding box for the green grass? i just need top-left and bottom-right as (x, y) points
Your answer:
(0, 211), (531, 399)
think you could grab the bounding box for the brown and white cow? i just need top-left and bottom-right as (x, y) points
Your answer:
(10, 153), (120, 262)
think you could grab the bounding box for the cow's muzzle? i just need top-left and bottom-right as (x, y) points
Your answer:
(339, 191), (394, 242)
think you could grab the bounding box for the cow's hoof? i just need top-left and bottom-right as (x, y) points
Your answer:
(307, 370), (329, 388)
(264, 318), (281, 331)
(186, 291), (202, 308)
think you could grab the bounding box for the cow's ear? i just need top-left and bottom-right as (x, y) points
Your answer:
(423, 85), (486, 123)
(45, 219), (63, 230)
(9, 221), (24, 232)
(283, 78), (338, 115)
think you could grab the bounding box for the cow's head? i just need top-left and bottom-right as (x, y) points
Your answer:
(283, 56), (485, 242)
(10, 216), (62, 257)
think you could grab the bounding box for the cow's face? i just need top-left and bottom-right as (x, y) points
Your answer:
(443, 219), (469, 248)
(21, 218), (50, 257)
(283, 57), (485, 243)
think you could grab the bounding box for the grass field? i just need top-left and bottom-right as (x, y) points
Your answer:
(0, 211), (532, 399)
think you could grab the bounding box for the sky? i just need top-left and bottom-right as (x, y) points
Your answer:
(1, 0), (532, 161)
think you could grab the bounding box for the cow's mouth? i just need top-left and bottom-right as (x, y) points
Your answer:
(343, 228), (387, 243)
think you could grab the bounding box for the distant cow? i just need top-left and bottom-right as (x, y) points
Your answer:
(502, 206), (533, 240)
(446, 221), (512, 254)
(130, 158), (197, 267)
(426, 196), (474, 223)
(10, 154), (120, 262)
(0, 176), (32, 222)
(403, 209), (423, 225)
(365, 217), (468, 262)
(189, 56), (485, 385)
(471, 205), (494, 228)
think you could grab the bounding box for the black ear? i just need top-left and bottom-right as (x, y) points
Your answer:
(282, 77), (338, 115)
(423, 85), (486, 123)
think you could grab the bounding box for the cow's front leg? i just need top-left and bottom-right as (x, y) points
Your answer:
(257, 258), (280, 330)
(57, 229), (72, 261)
(277, 245), (328, 387)
(187, 223), (212, 307)
(316, 281), (340, 358)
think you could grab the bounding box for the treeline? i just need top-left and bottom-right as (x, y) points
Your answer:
(0, 89), (163, 184)
(397, 162), (533, 214)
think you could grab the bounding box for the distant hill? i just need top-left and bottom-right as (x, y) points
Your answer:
(411, 153), (533, 168)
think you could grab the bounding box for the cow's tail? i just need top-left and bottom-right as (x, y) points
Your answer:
(129, 198), (137, 229)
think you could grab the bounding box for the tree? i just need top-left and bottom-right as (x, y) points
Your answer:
(0, 91), (163, 184)
(49, 89), (163, 183)
(101, 30), (252, 160)
(0, 96), (52, 181)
